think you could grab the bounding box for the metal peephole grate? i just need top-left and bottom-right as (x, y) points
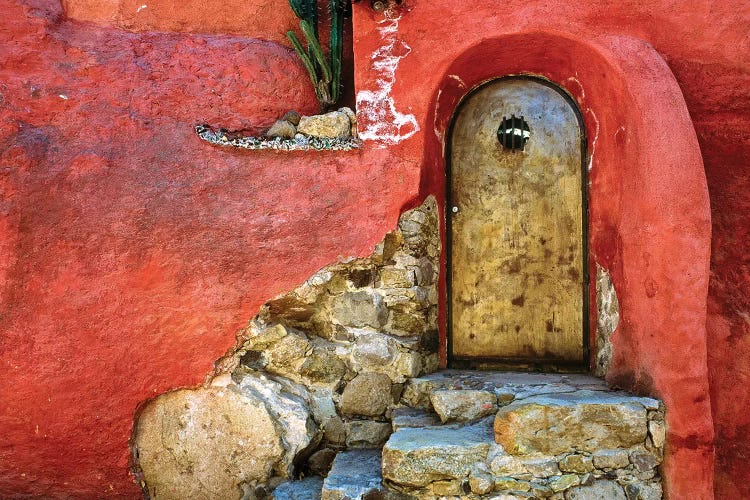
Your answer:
(497, 114), (530, 151)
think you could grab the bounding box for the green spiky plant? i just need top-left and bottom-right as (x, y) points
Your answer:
(286, 0), (348, 111)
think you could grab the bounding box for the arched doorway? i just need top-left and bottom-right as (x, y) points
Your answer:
(447, 76), (588, 370)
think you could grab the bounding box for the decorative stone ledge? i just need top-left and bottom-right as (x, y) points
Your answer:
(195, 124), (362, 151)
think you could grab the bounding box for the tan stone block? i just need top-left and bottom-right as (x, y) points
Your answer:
(494, 391), (648, 455)
(549, 474), (580, 493)
(559, 454), (594, 473)
(592, 449), (630, 470)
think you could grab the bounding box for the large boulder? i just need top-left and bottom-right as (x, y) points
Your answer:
(134, 386), (284, 500)
(237, 373), (322, 478)
(134, 373), (322, 500)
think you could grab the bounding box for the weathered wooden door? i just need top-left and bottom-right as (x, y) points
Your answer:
(448, 77), (587, 367)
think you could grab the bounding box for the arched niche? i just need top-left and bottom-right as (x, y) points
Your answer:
(417, 32), (714, 499)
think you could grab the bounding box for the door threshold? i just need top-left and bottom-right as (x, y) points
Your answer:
(449, 356), (588, 373)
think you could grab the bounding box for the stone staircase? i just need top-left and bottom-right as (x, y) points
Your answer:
(270, 370), (665, 500)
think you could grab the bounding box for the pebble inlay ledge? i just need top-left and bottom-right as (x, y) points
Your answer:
(195, 125), (363, 151)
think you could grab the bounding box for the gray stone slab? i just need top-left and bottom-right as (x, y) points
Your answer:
(402, 370), (617, 411)
(514, 389), (654, 407)
(321, 449), (385, 500)
(391, 407), (441, 431)
(272, 477), (324, 500)
(566, 479), (627, 500)
(382, 417), (494, 487)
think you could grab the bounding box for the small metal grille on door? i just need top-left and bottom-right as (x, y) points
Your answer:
(497, 115), (530, 151)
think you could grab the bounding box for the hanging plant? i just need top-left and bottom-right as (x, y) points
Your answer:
(286, 0), (349, 111)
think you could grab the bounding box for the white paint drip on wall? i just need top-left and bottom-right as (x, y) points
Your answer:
(433, 88), (444, 146)
(448, 74), (466, 88)
(356, 14), (419, 145)
(566, 75), (585, 100)
(587, 108), (599, 172)
(565, 75), (598, 172)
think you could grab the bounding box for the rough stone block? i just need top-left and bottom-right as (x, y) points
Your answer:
(560, 454), (594, 473)
(430, 480), (464, 496)
(647, 420), (666, 449)
(394, 350), (424, 379)
(489, 452), (527, 476)
(469, 465), (495, 494)
(345, 420), (392, 448)
(430, 389), (498, 423)
(382, 419), (493, 487)
(629, 449), (662, 472)
(265, 119), (297, 139)
(330, 290), (388, 329)
(566, 479), (627, 500)
(388, 307), (428, 336)
(352, 332), (397, 367)
(300, 348), (347, 383)
(549, 474), (580, 492)
(391, 407), (441, 431)
(379, 266), (416, 288)
(322, 450), (385, 500)
(272, 477), (323, 500)
(340, 372), (393, 417)
(323, 415), (346, 447)
(265, 331), (310, 371)
(244, 323), (289, 350)
(298, 110), (352, 138)
(494, 391), (648, 455)
(530, 482), (554, 498)
(592, 449), (630, 470)
(520, 457), (559, 477)
(494, 477), (532, 492)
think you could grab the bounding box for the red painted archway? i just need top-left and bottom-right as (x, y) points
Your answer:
(394, 32), (714, 499)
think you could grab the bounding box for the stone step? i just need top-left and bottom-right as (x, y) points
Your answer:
(321, 449), (389, 500)
(276, 371), (665, 499)
(494, 389), (660, 456)
(381, 370), (664, 498)
(382, 417), (495, 492)
(401, 370), (611, 413)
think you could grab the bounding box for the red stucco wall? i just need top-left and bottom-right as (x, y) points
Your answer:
(1, 0), (747, 498)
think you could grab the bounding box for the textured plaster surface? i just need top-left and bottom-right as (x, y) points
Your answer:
(0, 0), (747, 497)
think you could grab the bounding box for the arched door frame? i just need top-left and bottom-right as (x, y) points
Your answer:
(445, 74), (590, 371)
